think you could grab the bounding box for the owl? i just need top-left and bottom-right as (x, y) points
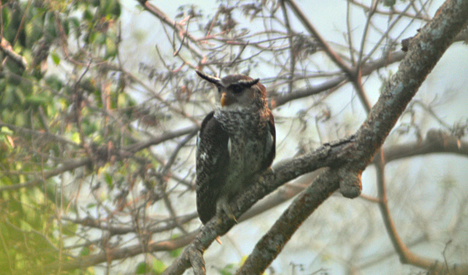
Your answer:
(195, 71), (276, 224)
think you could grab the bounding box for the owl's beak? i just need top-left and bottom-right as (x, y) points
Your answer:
(221, 93), (228, 107)
(220, 92), (234, 107)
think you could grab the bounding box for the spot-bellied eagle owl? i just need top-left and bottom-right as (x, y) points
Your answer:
(195, 71), (276, 224)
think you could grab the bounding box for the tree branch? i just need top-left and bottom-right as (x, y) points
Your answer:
(162, 136), (357, 275)
(241, 129), (468, 220)
(44, 131), (467, 271)
(0, 158), (92, 192)
(0, 36), (28, 70)
(272, 25), (468, 109)
(0, 126), (197, 192)
(237, 0), (468, 273)
(135, 0), (208, 67)
(383, 129), (468, 162)
(283, 0), (353, 75)
(44, 230), (199, 272)
(28, 1), (468, 273)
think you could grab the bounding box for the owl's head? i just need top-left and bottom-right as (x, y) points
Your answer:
(196, 71), (267, 111)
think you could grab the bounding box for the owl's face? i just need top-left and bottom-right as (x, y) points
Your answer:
(197, 71), (266, 111)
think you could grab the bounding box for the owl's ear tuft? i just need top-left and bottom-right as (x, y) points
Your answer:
(237, 78), (259, 87)
(196, 71), (221, 86)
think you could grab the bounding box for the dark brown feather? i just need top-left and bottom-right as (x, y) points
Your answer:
(196, 112), (230, 224)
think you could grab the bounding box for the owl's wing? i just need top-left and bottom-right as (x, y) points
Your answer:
(261, 110), (276, 170)
(196, 112), (230, 224)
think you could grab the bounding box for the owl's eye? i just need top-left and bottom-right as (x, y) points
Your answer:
(232, 85), (243, 94)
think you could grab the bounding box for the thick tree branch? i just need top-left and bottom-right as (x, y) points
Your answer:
(44, 131), (467, 272)
(25, 1), (468, 273)
(237, 168), (340, 275)
(164, 0), (468, 270)
(242, 129), (468, 220)
(162, 137), (356, 275)
(237, 0), (468, 274)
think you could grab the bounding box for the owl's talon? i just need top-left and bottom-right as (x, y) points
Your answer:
(216, 197), (238, 223)
(216, 211), (237, 224)
(226, 210), (238, 223)
(222, 202), (238, 223)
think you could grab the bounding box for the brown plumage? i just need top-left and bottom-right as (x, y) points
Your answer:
(195, 71), (276, 224)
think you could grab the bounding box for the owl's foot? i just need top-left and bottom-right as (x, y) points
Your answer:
(216, 197), (238, 224)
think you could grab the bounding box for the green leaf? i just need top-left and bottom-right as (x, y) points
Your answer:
(105, 37), (117, 59)
(135, 262), (148, 274)
(112, 1), (121, 17)
(26, 95), (49, 107)
(63, 222), (78, 236)
(218, 264), (235, 275)
(1, 127), (14, 135)
(51, 52), (61, 65)
(14, 87), (26, 104)
(152, 259), (166, 274)
(80, 246), (90, 256)
(105, 173), (113, 186)
(169, 247), (182, 258)
(71, 132), (81, 144)
(69, 16), (80, 28)
(2, 8), (10, 28)
(83, 8), (93, 21)
(15, 112), (26, 127)
(45, 75), (63, 91)
(94, 33), (106, 45)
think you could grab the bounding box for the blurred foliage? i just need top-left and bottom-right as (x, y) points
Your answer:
(0, 0), (124, 274)
(135, 259), (166, 275)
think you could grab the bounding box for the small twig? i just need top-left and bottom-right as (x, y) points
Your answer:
(280, 0), (295, 94)
(442, 240), (453, 273)
(0, 37), (28, 70)
(173, 16), (191, 56)
(284, 0), (353, 76)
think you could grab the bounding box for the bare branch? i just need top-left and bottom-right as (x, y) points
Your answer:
(45, 230), (199, 272)
(0, 36), (27, 70)
(283, 0), (353, 75)
(0, 126), (198, 192)
(237, 0), (468, 273)
(163, 136), (357, 275)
